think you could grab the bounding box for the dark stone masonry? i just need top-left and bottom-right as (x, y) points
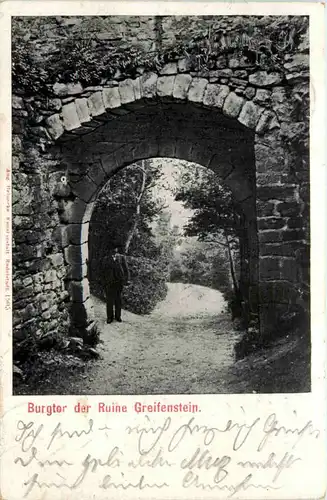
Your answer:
(12, 16), (310, 347)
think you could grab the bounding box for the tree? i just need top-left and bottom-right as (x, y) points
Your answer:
(169, 238), (231, 292)
(175, 164), (242, 300)
(152, 211), (182, 279)
(124, 161), (147, 254)
(88, 160), (168, 314)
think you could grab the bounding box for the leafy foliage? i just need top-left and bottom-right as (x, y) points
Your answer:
(175, 163), (243, 314)
(12, 16), (308, 95)
(122, 257), (168, 315)
(89, 160), (168, 315)
(168, 15), (308, 71)
(175, 164), (241, 248)
(170, 239), (231, 294)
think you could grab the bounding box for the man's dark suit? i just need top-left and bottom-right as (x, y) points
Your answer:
(104, 254), (130, 322)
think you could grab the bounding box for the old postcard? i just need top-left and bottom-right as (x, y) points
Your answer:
(0, 1), (326, 499)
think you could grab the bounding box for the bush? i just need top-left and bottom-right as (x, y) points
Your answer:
(123, 258), (168, 314)
(90, 256), (168, 315)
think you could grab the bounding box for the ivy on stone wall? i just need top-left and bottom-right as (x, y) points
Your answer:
(12, 15), (308, 96)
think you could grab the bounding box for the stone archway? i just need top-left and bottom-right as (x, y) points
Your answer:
(13, 58), (309, 344)
(43, 70), (293, 339)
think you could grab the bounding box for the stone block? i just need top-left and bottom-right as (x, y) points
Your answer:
(70, 297), (94, 327)
(259, 230), (283, 244)
(100, 154), (117, 175)
(280, 122), (306, 142)
(45, 269), (57, 283)
(188, 78), (208, 103)
(132, 78), (142, 100)
(42, 310), (51, 320)
(209, 157), (233, 179)
(68, 223), (89, 245)
(45, 114), (64, 140)
(257, 217), (286, 230)
(70, 175), (98, 203)
(75, 98), (91, 123)
(103, 87), (121, 109)
(281, 229), (304, 242)
(175, 140), (193, 162)
(48, 252), (64, 268)
(284, 54), (309, 72)
(114, 144), (136, 168)
(87, 161), (107, 186)
(257, 185), (296, 202)
(160, 62), (178, 75)
(88, 92), (106, 117)
(256, 110), (279, 135)
(15, 285), (34, 300)
(223, 92), (244, 118)
(173, 74), (192, 100)
(203, 84), (230, 109)
(48, 98), (62, 111)
(23, 303), (38, 320)
(12, 135), (23, 154)
(191, 145), (215, 169)
(39, 298), (48, 311)
(69, 278), (90, 303)
(259, 281), (296, 304)
(260, 241), (302, 257)
(224, 170), (252, 202)
(230, 77), (247, 88)
(23, 276), (33, 286)
(64, 242), (88, 265)
(259, 257), (281, 279)
(140, 72), (158, 99)
(158, 138), (176, 158)
(287, 217), (304, 229)
(256, 172), (287, 186)
(286, 72), (309, 84)
(254, 89), (271, 105)
(61, 102), (81, 131)
(119, 79), (135, 105)
(249, 71), (283, 87)
(33, 273), (43, 284)
(12, 96), (25, 109)
(157, 76), (175, 97)
(271, 87), (293, 123)
(280, 258), (298, 282)
(178, 58), (192, 73)
(238, 101), (264, 129)
(228, 56), (251, 68)
(133, 141), (155, 161)
(64, 198), (94, 224)
(53, 82), (83, 97)
(211, 69), (233, 80)
(67, 262), (88, 280)
(254, 144), (286, 173)
(244, 87), (256, 100)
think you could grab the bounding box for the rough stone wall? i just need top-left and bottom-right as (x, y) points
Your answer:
(12, 104), (70, 345)
(12, 16), (310, 346)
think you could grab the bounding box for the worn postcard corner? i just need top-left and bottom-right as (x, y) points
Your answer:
(0, 1), (326, 500)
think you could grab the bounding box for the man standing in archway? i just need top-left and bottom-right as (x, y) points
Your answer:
(104, 247), (130, 324)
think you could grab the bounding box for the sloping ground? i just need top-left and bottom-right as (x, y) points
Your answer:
(229, 332), (311, 393)
(14, 283), (311, 395)
(152, 282), (227, 317)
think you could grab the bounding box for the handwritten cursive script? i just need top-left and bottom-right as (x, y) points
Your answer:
(8, 411), (320, 498)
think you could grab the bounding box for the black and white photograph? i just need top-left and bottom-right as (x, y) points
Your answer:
(11, 14), (311, 396)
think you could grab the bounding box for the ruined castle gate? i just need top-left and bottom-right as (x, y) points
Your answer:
(12, 50), (309, 344)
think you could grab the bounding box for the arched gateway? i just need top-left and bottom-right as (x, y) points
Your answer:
(12, 55), (310, 346)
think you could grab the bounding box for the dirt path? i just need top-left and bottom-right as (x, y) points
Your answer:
(15, 282), (310, 395)
(62, 283), (243, 395)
